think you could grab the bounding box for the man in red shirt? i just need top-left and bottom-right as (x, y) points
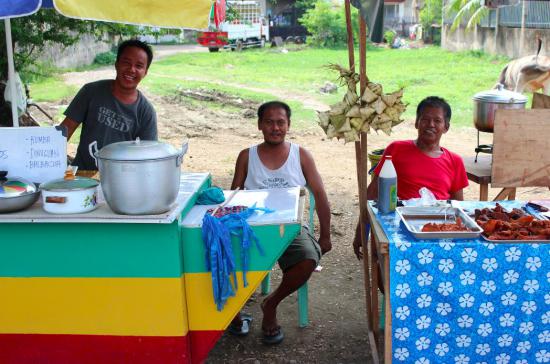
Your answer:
(353, 96), (468, 259)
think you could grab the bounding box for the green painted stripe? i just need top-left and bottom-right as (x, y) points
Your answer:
(181, 223), (301, 273)
(0, 222), (184, 277)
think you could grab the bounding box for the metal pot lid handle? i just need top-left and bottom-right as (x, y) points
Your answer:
(88, 141), (99, 167)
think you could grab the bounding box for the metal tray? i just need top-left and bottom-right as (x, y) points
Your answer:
(477, 204), (550, 243)
(481, 234), (550, 243)
(396, 206), (483, 239)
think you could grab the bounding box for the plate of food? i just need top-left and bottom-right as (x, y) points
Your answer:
(396, 206), (483, 239)
(475, 203), (550, 242)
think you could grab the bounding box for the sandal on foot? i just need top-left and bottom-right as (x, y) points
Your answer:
(228, 313), (252, 336)
(262, 326), (284, 345)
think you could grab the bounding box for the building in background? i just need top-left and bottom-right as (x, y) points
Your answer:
(384, 0), (421, 36)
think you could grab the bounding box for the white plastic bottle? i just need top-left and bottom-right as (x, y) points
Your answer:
(378, 155), (397, 213)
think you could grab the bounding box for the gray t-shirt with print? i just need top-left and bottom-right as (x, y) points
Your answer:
(64, 79), (157, 170)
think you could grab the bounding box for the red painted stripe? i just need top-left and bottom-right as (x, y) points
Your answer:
(189, 330), (223, 364)
(0, 334), (190, 364)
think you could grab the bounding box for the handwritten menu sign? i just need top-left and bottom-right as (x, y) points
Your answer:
(0, 126), (67, 183)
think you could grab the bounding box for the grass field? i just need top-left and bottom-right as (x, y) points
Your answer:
(31, 45), (509, 129)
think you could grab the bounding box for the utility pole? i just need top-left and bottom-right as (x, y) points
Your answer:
(519, 0), (527, 57)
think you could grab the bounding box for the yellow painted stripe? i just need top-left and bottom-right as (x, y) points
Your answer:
(54, 0), (212, 29)
(186, 271), (268, 331)
(0, 277), (188, 336)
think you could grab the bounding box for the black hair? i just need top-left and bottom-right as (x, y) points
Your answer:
(416, 96), (452, 128)
(258, 101), (292, 120)
(117, 39), (154, 69)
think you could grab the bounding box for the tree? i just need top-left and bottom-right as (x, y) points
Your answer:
(0, 9), (164, 125)
(299, 1), (359, 47)
(420, 0), (443, 31)
(446, 0), (489, 31)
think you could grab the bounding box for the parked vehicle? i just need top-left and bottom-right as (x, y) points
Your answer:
(197, 0), (269, 52)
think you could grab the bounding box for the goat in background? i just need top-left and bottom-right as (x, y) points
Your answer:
(497, 36), (550, 94)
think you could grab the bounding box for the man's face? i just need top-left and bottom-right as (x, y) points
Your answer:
(115, 46), (149, 91)
(415, 106), (448, 144)
(258, 107), (290, 145)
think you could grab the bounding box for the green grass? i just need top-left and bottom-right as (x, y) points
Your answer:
(29, 45), (510, 129)
(143, 45), (508, 128)
(28, 76), (76, 102)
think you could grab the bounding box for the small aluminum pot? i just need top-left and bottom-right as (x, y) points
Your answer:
(0, 171), (40, 213)
(473, 84), (527, 133)
(89, 139), (187, 215)
(41, 176), (99, 214)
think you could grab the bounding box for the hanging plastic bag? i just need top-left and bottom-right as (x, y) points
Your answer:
(201, 204), (273, 311)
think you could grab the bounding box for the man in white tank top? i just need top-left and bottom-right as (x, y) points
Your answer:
(230, 101), (331, 345)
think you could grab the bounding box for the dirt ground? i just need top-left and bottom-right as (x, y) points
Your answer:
(40, 49), (549, 363)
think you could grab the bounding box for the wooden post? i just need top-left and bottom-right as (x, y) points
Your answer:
(345, 2), (378, 361)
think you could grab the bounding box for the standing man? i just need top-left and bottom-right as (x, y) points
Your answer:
(60, 39), (157, 170)
(231, 101), (331, 345)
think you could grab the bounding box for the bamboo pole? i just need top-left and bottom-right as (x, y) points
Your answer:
(344, 1), (378, 361)
(358, 15), (380, 363)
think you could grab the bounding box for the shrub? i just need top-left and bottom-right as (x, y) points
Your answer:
(299, 1), (359, 47)
(384, 30), (396, 45)
(93, 51), (116, 66)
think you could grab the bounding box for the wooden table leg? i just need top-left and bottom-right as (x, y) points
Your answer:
(493, 187), (516, 201)
(383, 253), (392, 364)
(479, 183), (489, 201)
(370, 233), (379, 343)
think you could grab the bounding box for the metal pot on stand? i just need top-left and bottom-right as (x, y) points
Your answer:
(473, 84), (527, 133)
(89, 138), (188, 215)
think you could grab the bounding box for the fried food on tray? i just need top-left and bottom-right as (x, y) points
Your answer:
(421, 217), (470, 232)
(475, 203), (550, 240)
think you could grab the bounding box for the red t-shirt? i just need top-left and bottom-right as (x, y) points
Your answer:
(373, 140), (468, 200)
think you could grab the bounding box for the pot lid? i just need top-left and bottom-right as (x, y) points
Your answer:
(96, 138), (180, 161)
(0, 171), (37, 198)
(473, 84), (527, 104)
(41, 176), (99, 192)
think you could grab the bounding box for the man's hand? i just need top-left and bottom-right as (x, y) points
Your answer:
(318, 235), (332, 255)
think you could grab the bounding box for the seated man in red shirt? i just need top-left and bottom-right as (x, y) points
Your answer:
(353, 96), (469, 259)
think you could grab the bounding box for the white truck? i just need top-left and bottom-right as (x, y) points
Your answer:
(197, 0), (269, 52)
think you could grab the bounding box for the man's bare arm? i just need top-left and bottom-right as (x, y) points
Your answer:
(59, 117), (80, 141)
(450, 189), (464, 201)
(231, 149), (249, 190)
(300, 147), (331, 254)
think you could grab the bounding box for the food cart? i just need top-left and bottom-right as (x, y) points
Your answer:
(0, 173), (303, 363)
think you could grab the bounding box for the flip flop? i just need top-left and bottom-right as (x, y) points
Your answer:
(262, 325), (284, 345)
(228, 313), (252, 337)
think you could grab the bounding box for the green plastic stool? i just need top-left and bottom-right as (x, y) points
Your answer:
(260, 188), (315, 328)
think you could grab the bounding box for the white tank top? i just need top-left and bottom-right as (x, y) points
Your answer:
(244, 143), (307, 189)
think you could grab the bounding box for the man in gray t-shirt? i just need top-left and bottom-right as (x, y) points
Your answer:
(60, 39), (157, 170)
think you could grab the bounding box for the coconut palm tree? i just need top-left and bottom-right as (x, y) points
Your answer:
(446, 0), (489, 31)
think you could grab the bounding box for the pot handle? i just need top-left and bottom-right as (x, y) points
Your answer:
(88, 141), (99, 167)
(177, 142), (188, 167)
(45, 196), (67, 204)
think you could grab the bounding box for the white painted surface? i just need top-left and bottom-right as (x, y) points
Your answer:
(181, 187), (300, 227)
(0, 173), (209, 224)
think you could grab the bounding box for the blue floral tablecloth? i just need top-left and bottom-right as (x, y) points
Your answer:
(375, 201), (550, 364)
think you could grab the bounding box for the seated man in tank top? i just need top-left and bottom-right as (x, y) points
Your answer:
(229, 101), (331, 345)
(353, 96), (468, 259)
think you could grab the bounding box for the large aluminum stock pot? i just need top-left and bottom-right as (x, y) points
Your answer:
(472, 84), (527, 133)
(89, 139), (188, 215)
